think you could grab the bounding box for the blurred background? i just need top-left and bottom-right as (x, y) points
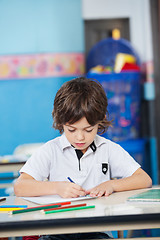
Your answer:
(0, 0), (159, 196)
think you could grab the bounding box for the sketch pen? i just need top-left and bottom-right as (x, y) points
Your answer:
(33, 201), (71, 208)
(9, 204), (61, 215)
(0, 205), (28, 208)
(0, 208), (25, 212)
(10, 201), (70, 211)
(67, 177), (75, 183)
(43, 203), (87, 212)
(0, 197), (6, 203)
(9, 201), (71, 214)
(44, 205), (95, 214)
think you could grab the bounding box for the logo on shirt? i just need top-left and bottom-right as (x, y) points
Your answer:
(102, 163), (108, 174)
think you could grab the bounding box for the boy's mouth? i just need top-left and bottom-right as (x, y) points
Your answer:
(75, 143), (85, 147)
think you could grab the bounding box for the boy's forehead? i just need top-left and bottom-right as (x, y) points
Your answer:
(65, 117), (93, 128)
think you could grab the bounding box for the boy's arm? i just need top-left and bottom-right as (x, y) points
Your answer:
(86, 168), (152, 197)
(14, 173), (86, 198)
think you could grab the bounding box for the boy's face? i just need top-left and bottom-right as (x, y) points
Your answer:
(63, 117), (98, 154)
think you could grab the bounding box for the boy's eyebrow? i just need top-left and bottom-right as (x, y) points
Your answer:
(84, 126), (94, 129)
(65, 124), (75, 127)
(65, 125), (75, 129)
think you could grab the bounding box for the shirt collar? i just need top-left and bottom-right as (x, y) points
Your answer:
(94, 134), (107, 147)
(59, 134), (72, 151)
(59, 133), (106, 152)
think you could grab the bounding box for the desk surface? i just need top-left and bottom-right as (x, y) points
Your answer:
(0, 187), (160, 238)
(0, 160), (26, 172)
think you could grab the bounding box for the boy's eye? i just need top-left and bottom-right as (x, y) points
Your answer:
(68, 129), (75, 132)
(85, 129), (93, 133)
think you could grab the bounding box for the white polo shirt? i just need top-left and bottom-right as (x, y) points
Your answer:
(20, 134), (140, 190)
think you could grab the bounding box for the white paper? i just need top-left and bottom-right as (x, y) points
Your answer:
(22, 194), (95, 205)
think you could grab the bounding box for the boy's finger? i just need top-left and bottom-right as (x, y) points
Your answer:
(105, 191), (110, 197)
(85, 190), (91, 195)
(79, 190), (86, 196)
(98, 190), (104, 197)
(73, 184), (85, 191)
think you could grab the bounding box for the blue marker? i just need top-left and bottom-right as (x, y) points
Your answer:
(67, 177), (75, 183)
(0, 205), (28, 208)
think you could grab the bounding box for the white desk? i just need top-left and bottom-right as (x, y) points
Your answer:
(0, 162), (25, 172)
(0, 187), (160, 238)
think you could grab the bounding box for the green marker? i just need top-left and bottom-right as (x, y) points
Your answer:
(44, 205), (95, 214)
(9, 204), (61, 215)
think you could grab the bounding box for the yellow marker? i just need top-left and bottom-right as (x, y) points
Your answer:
(0, 208), (25, 212)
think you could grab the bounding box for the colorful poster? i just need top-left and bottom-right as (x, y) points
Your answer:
(0, 53), (84, 80)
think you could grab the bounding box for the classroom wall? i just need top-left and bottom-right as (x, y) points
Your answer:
(0, 0), (84, 54)
(0, 0), (84, 155)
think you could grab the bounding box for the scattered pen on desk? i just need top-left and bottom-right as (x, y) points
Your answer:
(35, 201), (71, 208)
(43, 205), (95, 214)
(9, 201), (70, 213)
(67, 177), (75, 183)
(8, 201), (71, 215)
(9, 204), (61, 215)
(0, 197), (6, 203)
(0, 205), (28, 208)
(0, 208), (26, 212)
(42, 203), (87, 212)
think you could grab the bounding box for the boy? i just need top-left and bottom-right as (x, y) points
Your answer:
(14, 77), (152, 239)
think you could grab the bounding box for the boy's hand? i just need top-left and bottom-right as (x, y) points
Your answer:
(86, 181), (114, 197)
(55, 181), (86, 198)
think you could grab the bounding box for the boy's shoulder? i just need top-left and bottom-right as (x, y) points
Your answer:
(95, 135), (120, 149)
(95, 135), (128, 156)
(42, 134), (70, 151)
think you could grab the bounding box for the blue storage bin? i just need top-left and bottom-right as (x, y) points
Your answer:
(117, 139), (147, 170)
(88, 72), (141, 141)
(114, 138), (152, 178)
(116, 138), (151, 177)
(86, 38), (140, 72)
(0, 186), (14, 196)
(0, 188), (10, 196)
(0, 171), (20, 196)
(0, 171), (19, 180)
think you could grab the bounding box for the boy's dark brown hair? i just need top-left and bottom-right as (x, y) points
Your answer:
(52, 77), (112, 134)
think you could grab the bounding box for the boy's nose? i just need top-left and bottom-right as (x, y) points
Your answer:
(76, 131), (85, 141)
